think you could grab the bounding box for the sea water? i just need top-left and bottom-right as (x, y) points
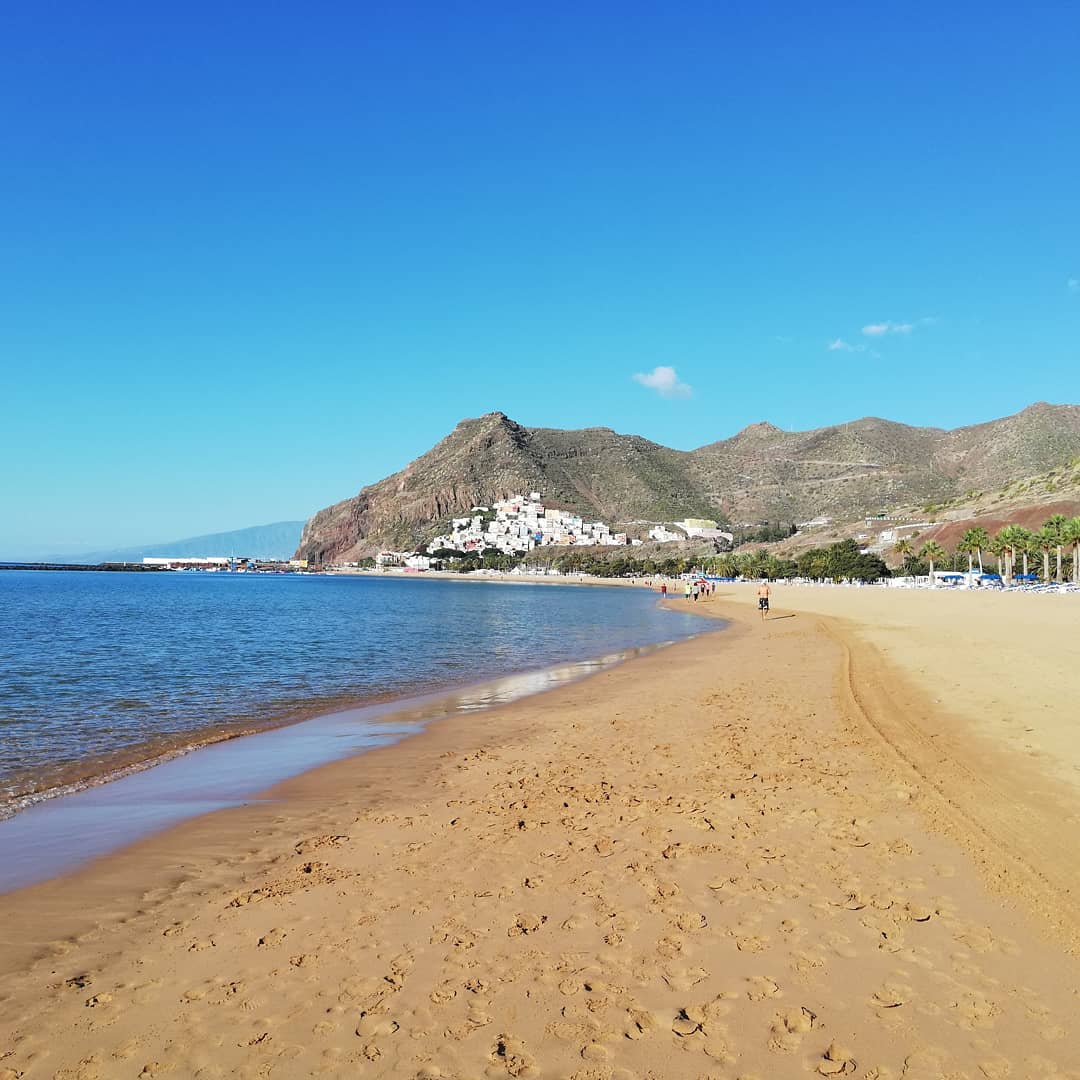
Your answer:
(0, 570), (713, 812)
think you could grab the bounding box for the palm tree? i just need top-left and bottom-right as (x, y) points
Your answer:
(996, 524), (1029, 583)
(711, 553), (737, 578)
(762, 554), (787, 581)
(957, 528), (984, 573)
(967, 526), (988, 572)
(989, 529), (1006, 583)
(1064, 516), (1080, 585)
(1033, 526), (1057, 582)
(919, 540), (946, 584)
(989, 531), (1008, 578)
(1016, 527), (1034, 578)
(893, 537), (912, 559)
(1044, 514), (1069, 582)
(737, 550), (764, 579)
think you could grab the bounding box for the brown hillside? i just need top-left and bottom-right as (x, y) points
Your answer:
(921, 500), (1080, 552)
(296, 403), (1080, 563)
(295, 413), (717, 563)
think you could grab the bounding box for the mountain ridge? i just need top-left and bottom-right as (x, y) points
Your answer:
(295, 403), (1080, 563)
(37, 521), (307, 565)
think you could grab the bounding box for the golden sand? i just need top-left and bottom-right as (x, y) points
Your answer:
(1, 584), (1078, 1079)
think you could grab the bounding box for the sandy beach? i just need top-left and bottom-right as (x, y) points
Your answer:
(2, 586), (1079, 1079)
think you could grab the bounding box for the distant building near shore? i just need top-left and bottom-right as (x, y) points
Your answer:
(143, 556), (229, 568)
(875, 522), (932, 545)
(426, 493), (635, 557)
(648, 525), (684, 543)
(674, 518), (734, 543)
(141, 556), (309, 571)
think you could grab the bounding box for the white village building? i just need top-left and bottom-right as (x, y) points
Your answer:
(426, 493), (633, 557)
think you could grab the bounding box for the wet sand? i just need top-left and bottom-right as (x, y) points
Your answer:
(1, 588), (1079, 1078)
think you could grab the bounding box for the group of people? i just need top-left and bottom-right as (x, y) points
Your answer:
(654, 577), (772, 618)
(656, 579), (715, 601)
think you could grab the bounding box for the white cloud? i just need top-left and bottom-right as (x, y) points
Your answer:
(631, 365), (693, 399)
(828, 338), (860, 352)
(1068, 278), (1080, 293)
(862, 321), (912, 336)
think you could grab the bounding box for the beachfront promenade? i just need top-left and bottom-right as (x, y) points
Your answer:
(1, 585), (1078, 1077)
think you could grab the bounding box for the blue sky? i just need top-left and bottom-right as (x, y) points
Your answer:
(2, 2), (1078, 556)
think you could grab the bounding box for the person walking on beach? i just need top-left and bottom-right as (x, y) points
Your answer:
(757, 581), (770, 619)
(684, 582), (692, 601)
(660, 582), (667, 597)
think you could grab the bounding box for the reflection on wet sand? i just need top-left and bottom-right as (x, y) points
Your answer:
(0, 639), (690, 893)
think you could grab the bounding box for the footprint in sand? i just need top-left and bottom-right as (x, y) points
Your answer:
(622, 1008), (659, 1040)
(671, 1005), (707, 1037)
(294, 835), (348, 855)
(656, 935), (685, 959)
(580, 1042), (612, 1062)
(508, 912), (546, 937)
(487, 1034), (539, 1078)
(816, 1041), (857, 1076)
(823, 932), (857, 959)
(747, 976), (781, 1001)
(792, 949), (827, 976)
(903, 902), (936, 923)
(429, 983), (457, 1005)
(653, 879), (681, 900)
(355, 1013), (400, 1039)
(675, 912), (708, 933)
(954, 925), (996, 953)
(951, 991), (1001, 1030)
(662, 966), (709, 992)
(548, 1017), (600, 1046)
(734, 933), (770, 953)
(897, 1049), (948, 1079)
(767, 1006), (816, 1053)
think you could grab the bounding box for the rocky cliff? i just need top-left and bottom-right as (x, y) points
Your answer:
(295, 403), (1080, 562)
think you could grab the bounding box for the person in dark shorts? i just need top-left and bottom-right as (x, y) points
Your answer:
(757, 582), (770, 618)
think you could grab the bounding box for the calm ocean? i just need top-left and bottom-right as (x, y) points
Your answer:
(0, 570), (713, 813)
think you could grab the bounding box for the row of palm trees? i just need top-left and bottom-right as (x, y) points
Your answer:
(893, 514), (1080, 584)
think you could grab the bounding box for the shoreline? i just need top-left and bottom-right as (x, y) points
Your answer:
(0, 574), (704, 823)
(0, 631), (722, 894)
(3, 589), (1079, 1076)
